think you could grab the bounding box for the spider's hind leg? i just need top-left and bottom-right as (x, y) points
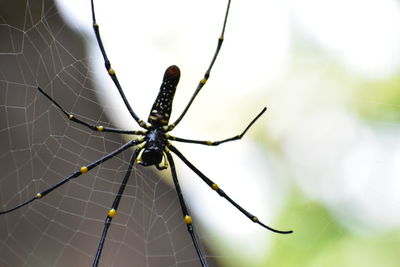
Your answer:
(37, 87), (145, 135)
(90, 0), (148, 128)
(168, 0), (232, 131)
(167, 107), (267, 146)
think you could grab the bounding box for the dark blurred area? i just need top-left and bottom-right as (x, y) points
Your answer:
(0, 1), (218, 266)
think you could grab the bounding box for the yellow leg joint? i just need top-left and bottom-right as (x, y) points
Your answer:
(36, 193), (42, 199)
(139, 120), (151, 129)
(68, 114), (74, 120)
(96, 125), (104, 131)
(136, 150), (143, 164)
(80, 166), (88, 173)
(211, 183), (219, 191)
(252, 216), (258, 222)
(137, 142), (146, 150)
(108, 68), (115, 75)
(184, 215), (192, 225)
(162, 152), (169, 168)
(200, 78), (207, 85)
(108, 208), (117, 218)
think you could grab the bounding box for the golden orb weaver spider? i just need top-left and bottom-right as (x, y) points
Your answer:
(0, 0), (293, 266)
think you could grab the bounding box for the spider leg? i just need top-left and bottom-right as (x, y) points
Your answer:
(168, 144), (293, 234)
(38, 87), (145, 135)
(0, 139), (140, 215)
(167, 107), (266, 146)
(93, 149), (139, 267)
(168, 0), (232, 130)
(90, 0), (149, 129)
(165, 151), (208, 267)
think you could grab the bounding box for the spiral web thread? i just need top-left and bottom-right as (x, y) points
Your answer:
(0, 1), (215, 266)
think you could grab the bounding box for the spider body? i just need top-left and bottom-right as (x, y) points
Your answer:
(139, 65), (180, 169)
(138, 128), (167, 168)
(0, 1), (292, 266)
(148, 65), (180, 127)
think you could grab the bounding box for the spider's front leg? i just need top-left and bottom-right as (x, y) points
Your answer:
(0, 138), (141, 215)
(165, 151), (208, 267)
(169, 144), (293, 235)
(93, 149), (140, 267)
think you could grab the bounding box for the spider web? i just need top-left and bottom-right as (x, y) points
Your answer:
(3, 1), (400, 267)
(0, 1), (220, 266)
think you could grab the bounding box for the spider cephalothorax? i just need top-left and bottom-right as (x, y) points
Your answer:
(138, 128), (168, 168)
(138, 130), (166, 165)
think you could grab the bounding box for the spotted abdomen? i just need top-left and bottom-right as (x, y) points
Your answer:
(148, 65), (180, 127)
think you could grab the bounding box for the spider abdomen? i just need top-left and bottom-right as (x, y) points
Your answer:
(148, 65), (180, 127)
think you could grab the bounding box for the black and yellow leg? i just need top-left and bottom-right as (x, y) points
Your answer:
(93, 149), (139, 267)
(155, 152), (169, 170)
(168, 0), (232, 131)
(169, 144), (293, 234)
(135, 141), (147, 165)
(165, 151), (208, 267)
(37, 87), (146, 135)
(90, 0), (150, 128)
(0, 139), (139, 215)
(167, 107), (267, 146)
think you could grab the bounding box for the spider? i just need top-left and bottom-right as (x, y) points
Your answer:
(0, 0), (293, 266)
